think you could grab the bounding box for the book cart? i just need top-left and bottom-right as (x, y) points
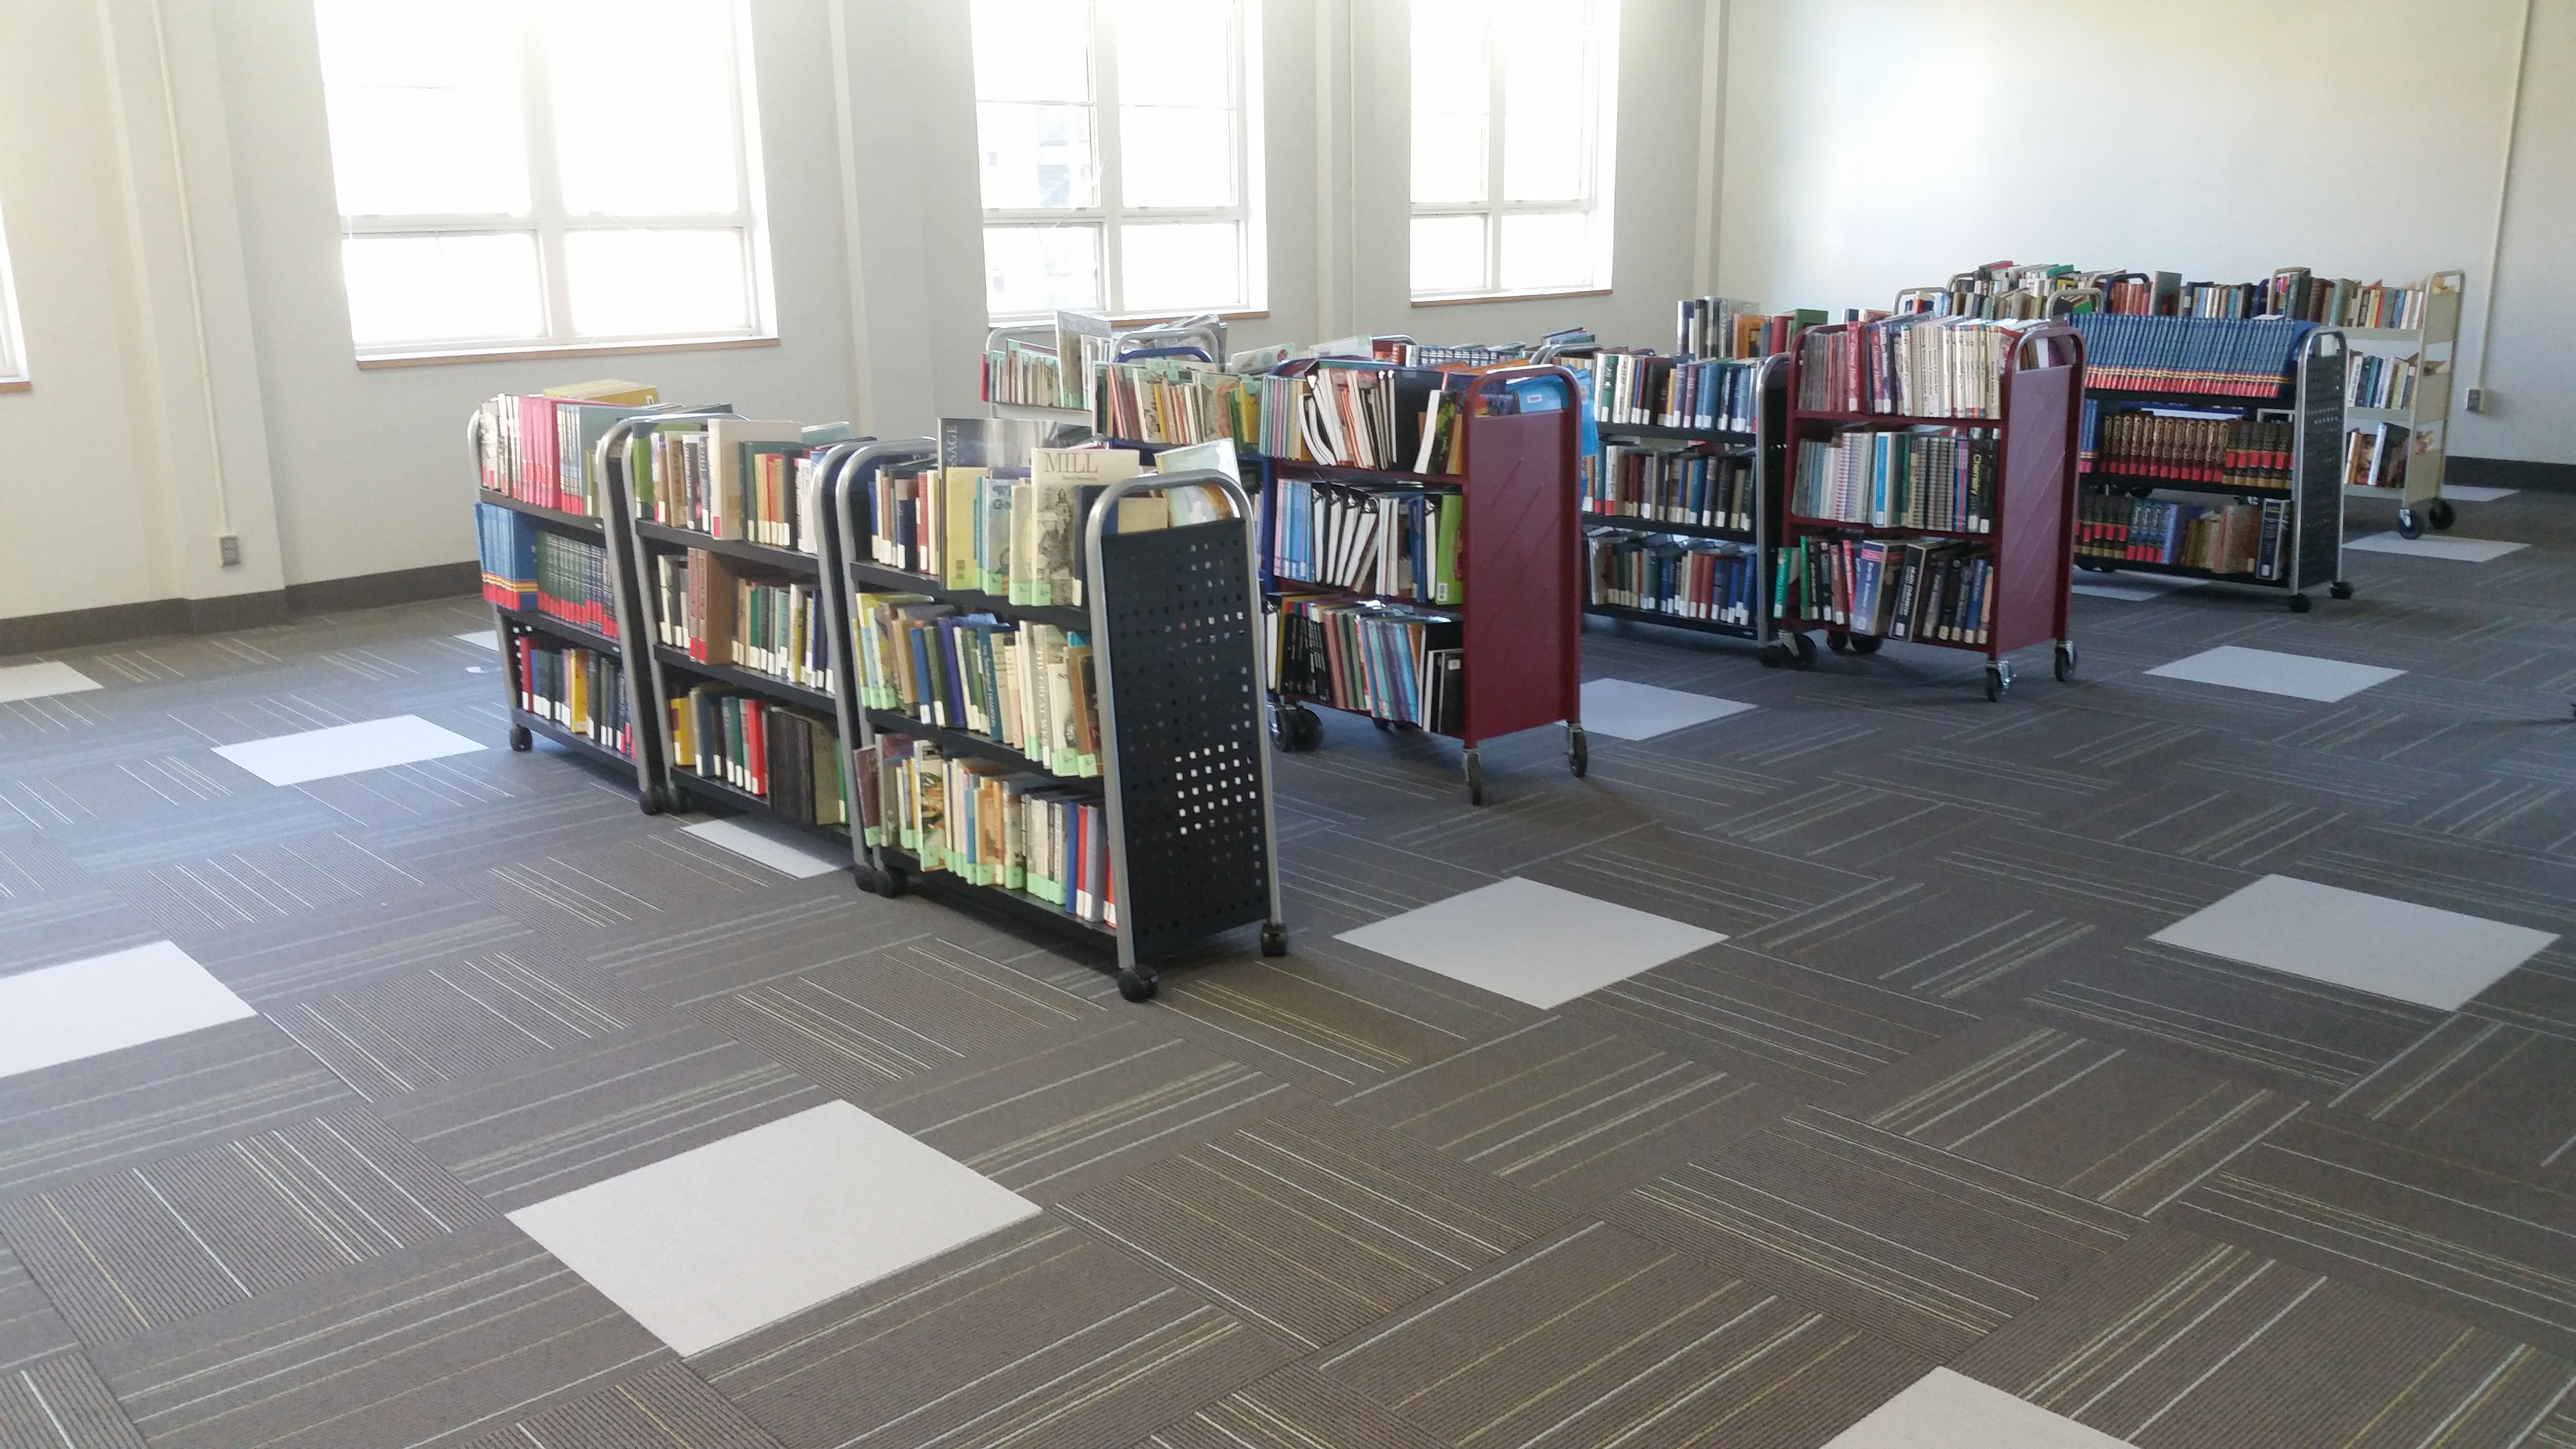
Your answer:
(2071, 321), (2352, 612)
(1259, 361), (1587, 806)
(1779, 322), (2084, 701)
(1582, 353), (1795, 665)
(817, 443), (1289, 1002)
(468, 408), (665, 812)
(2341, 271), (2461, 538)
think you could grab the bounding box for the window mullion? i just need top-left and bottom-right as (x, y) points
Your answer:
(1485, 11), (1506, 293)
(518, 0), (573, 344)
(1093, 1), (1124, 313)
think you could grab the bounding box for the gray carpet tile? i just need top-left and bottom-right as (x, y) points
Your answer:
(1951, 1223), (2576, 1449)
(185, 898), (543, 1003)
(1143, 947), (1533, 1101)
(1609, 1105), (2141, 1360)
(0, 838), (160, 978)
(0, 1110), (491, 1346)
(101, 828), (471, 944)
(0, 1241), (78, 1376)
(584, 891), (920, 1007)
(451, 828), (795, 943)
(0, 1349), (147, 1449)
(1053, 1105), (1571, 1350)
(1332, 1013), (1795, 1208)
(1130, 1362), (1453, 1449)
(450, 1362), (784, 1449)
(89, 1220), (666, 1449)
(0, 1018), (358, 1204)
(1314, 1217), (1930, 1449)
(691, 1215), (1299, 1449)
(1746, 871), (2112, 1008)
(2328, 1008), (2576, 1184)
(2162, 1114), (2576, 1360)
(861, 1016), (1303, 1203)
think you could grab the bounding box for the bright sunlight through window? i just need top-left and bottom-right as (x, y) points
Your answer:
(971, 0), (1263, 322)
(1410, 0), (1618, 300)
(0, 192), (25, 382)
(313, 0), (769, 357)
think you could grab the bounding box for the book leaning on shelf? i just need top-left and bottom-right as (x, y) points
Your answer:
(1265, 591), (1464, 734)
(2344, 423), (2415, 491)
(2078, 495), (2289, 578)
(475, 504), (618, 637)
(1268, 477), (1463, 603)
(852, 596), (1105, 779)
(1776, 535), (1996, 646)
(1791, 428), (1998, 533)
(516, 639), (630, 757)
(855, 737), (1117, 928)
(477, 380), (662, 515)
(668, 684), (846, 826)
(654, 549), (834, 693)
(1586, 531), (1762, 626)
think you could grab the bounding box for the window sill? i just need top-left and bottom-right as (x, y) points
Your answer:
(355, 335), (780, 370)
(1411, 288), (1612, 308)
(0, 379), (29, 394)
(985, 309), (1270, 331)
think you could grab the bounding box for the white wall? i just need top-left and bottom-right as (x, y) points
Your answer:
(1712, 0), (2576, 463)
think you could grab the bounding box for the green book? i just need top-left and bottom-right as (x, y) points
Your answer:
(1432, 492), (1464, 605)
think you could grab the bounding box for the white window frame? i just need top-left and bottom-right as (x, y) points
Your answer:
(1409, 0), (1620, 303)
(0, 191), (27, 385)
(977, 0), (1267, 325)
(322, 0), (776, 362)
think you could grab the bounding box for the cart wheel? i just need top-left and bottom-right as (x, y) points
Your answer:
(1373, 717), (1393, 731)
(639, 785), (665, 816)
(2127, 484), (2154, 499)
(2396, 507), (2425, 539)
(2288, 592), (2313, 614)
(1291, 706), (1323, 752)
(1984, 660), (2012, 702)
(1260, 922), (1288, 957)
(2428, 498), (2456, 531)
(1568, 725), (1588, 779)
(853, 863), (885, 895)
(1828, 631), (1853, 655)
(509, 725), (532, 753)
(1116, 968), (1159, 1003)
(2330, 580), (2355, 600)
(1758, 643), (1787, 668)
(1465, 748), (1485, 807)
(1850, 634), (1883, 656)
(1789, 632), (1818, 669)
(2054, 641), (2078, 682)
(875, 864), (909, 899)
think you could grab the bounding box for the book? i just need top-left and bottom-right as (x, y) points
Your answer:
(1795, 317), (2035, 418)
(1775, 534), (1995, 644)
(1586, 444), (1755, 531)
(856, 734), (1115, 928)
(655, 548), (832, 691)
(2075, 493), (2285, 577)
(1265, 476), (1462, 602)
(2067, 315), (2312, 398)
(2085, 408), (2292, 491)
(850, 594), (1105, 777)
(513, 635), (631, 757)
(1585, 530), (1762, 626)
(669, 685), (845, 825)
(1791, 426), (1996, 533)
(1264, 594), (1461, 728)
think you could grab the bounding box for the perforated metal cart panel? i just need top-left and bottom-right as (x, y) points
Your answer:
(1095, 519), (1273, 963)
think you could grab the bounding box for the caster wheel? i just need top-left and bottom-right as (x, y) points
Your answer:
(1759, 643), (1787, 668)
(1465, 749), (1485, 807)
(1789, 632), (1818, 669)
(509, 725), (533, 752)
(2288, 593), (2313, 614)
(853, 864), (885, 895)
(877, 867), (909, 899)
(1373, 718), (1393, 731)
(1984, 661), (2012, 702)
(2330, 580), (2355, 600)
(2428, 499), (2456, 530)
(1291, 706), (1322, 752)
(2127, 485), (2155, 499)
(1116, 968), (1159, 1003)
(1260, 923), (1288, 957)
(1828, 631), (1853, 655)
(2396, 507), (2425, 539)
(1568, 726), (1588, 779)
(639, 786), (666, 816)
(2054, 641), (2078, 682)
(1850, 634), (1882, 656)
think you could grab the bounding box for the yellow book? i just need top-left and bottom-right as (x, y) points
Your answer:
(944, 467), (983, 591)
(544, 378), (660, 405)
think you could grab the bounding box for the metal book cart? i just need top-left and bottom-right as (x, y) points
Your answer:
(2071, 323), (2351, 612)
(819, 444), (1288, 1002)
(1262, 361), (1588, 805)
(1778, 322), (2085, 701)
(2337, 272), (2461, 539)
(1581, 352), (1795, 665)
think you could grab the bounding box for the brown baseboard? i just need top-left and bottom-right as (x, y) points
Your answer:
(2, 561), (477, 656)
(2450, 456), (2576, 493)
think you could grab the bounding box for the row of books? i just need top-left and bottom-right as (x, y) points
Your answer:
(474, 381), (662, 516)
(651, 550), (833, 692)
(477, 505), (621, 639)
(1268, 479), (1463, 603)
(670, 685), (848, 827)
(2347, 354), (2423, 412)
(983, 341), (1070, 414)
(2270, 269), (2452, 331)
(857, 737), (1117, 927)
(514, 636), (630, 757)
(852, 596), (1103, 779)
(2345, 423), (2416, 490)
(2068, 314), (2311, 398)
(1796, 316), (2038, 419)
(2086, 410), (2293, 491)
(1906, 264), (2451, 333)
(2077, 494), (2289, 578)
(1778, 535), (1997, 645)
(1579, 353), (1764, 433)
(1585, 531), (1763, 626)
(1584, 446), (1755, 532)
(1673, 298), (1824, 361)
(1268, 594), (1464, 732)
(1791, 427), (1997, 533)
(628, 416), (853, 548)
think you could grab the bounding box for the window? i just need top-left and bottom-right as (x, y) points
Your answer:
(971, 0), (1263, 322)
(0, 192), (25, 383)
(312, 0), (770, 358)
(1409, 0), (1618, 300)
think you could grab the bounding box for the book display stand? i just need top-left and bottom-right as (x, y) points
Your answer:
(2070, 321), (2352, 612)
(1778, 322), (2084, 700)
(2340, 271), (2462, 537)
(1259, 361), (1588, 805)
(1581, 353), (1793, 664)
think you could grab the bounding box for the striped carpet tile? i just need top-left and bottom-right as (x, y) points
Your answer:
(1316, 1218), (1928, 1449)
(107, 830), (444, 939)
(457, 831), (785, 939)
(1147, 953), (1510, 1099)
(693, 1217), (1296, 1449)
(0, 1109), (491, 1344)
(453, 1362), (782, 1449)
(0, 1242), (76, 1376)
(583, 893), (907, 1007)
(0, 1350), (145, 1449)
(1053, 1105), (1569, 1349)
(1131, 1363), (1451, 1449)
(1951, 1224), (2576, 1449)
(187, 897), (538, 1002)
(1747, 874), (2100, 1004)
(267, 945), (655, 1101)
(2331, 1013), (2576, 1180)
(1610, 1106), (2139, 1360)
(1334, 1014), (1792, 1206)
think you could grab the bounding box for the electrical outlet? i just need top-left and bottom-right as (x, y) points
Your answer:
(2464, 387), (2490, 414)
(218, 533), (241, 566)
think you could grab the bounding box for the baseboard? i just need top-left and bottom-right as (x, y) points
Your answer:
(1, 561), (476, 657)
(2449, 455), (2576, 493)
